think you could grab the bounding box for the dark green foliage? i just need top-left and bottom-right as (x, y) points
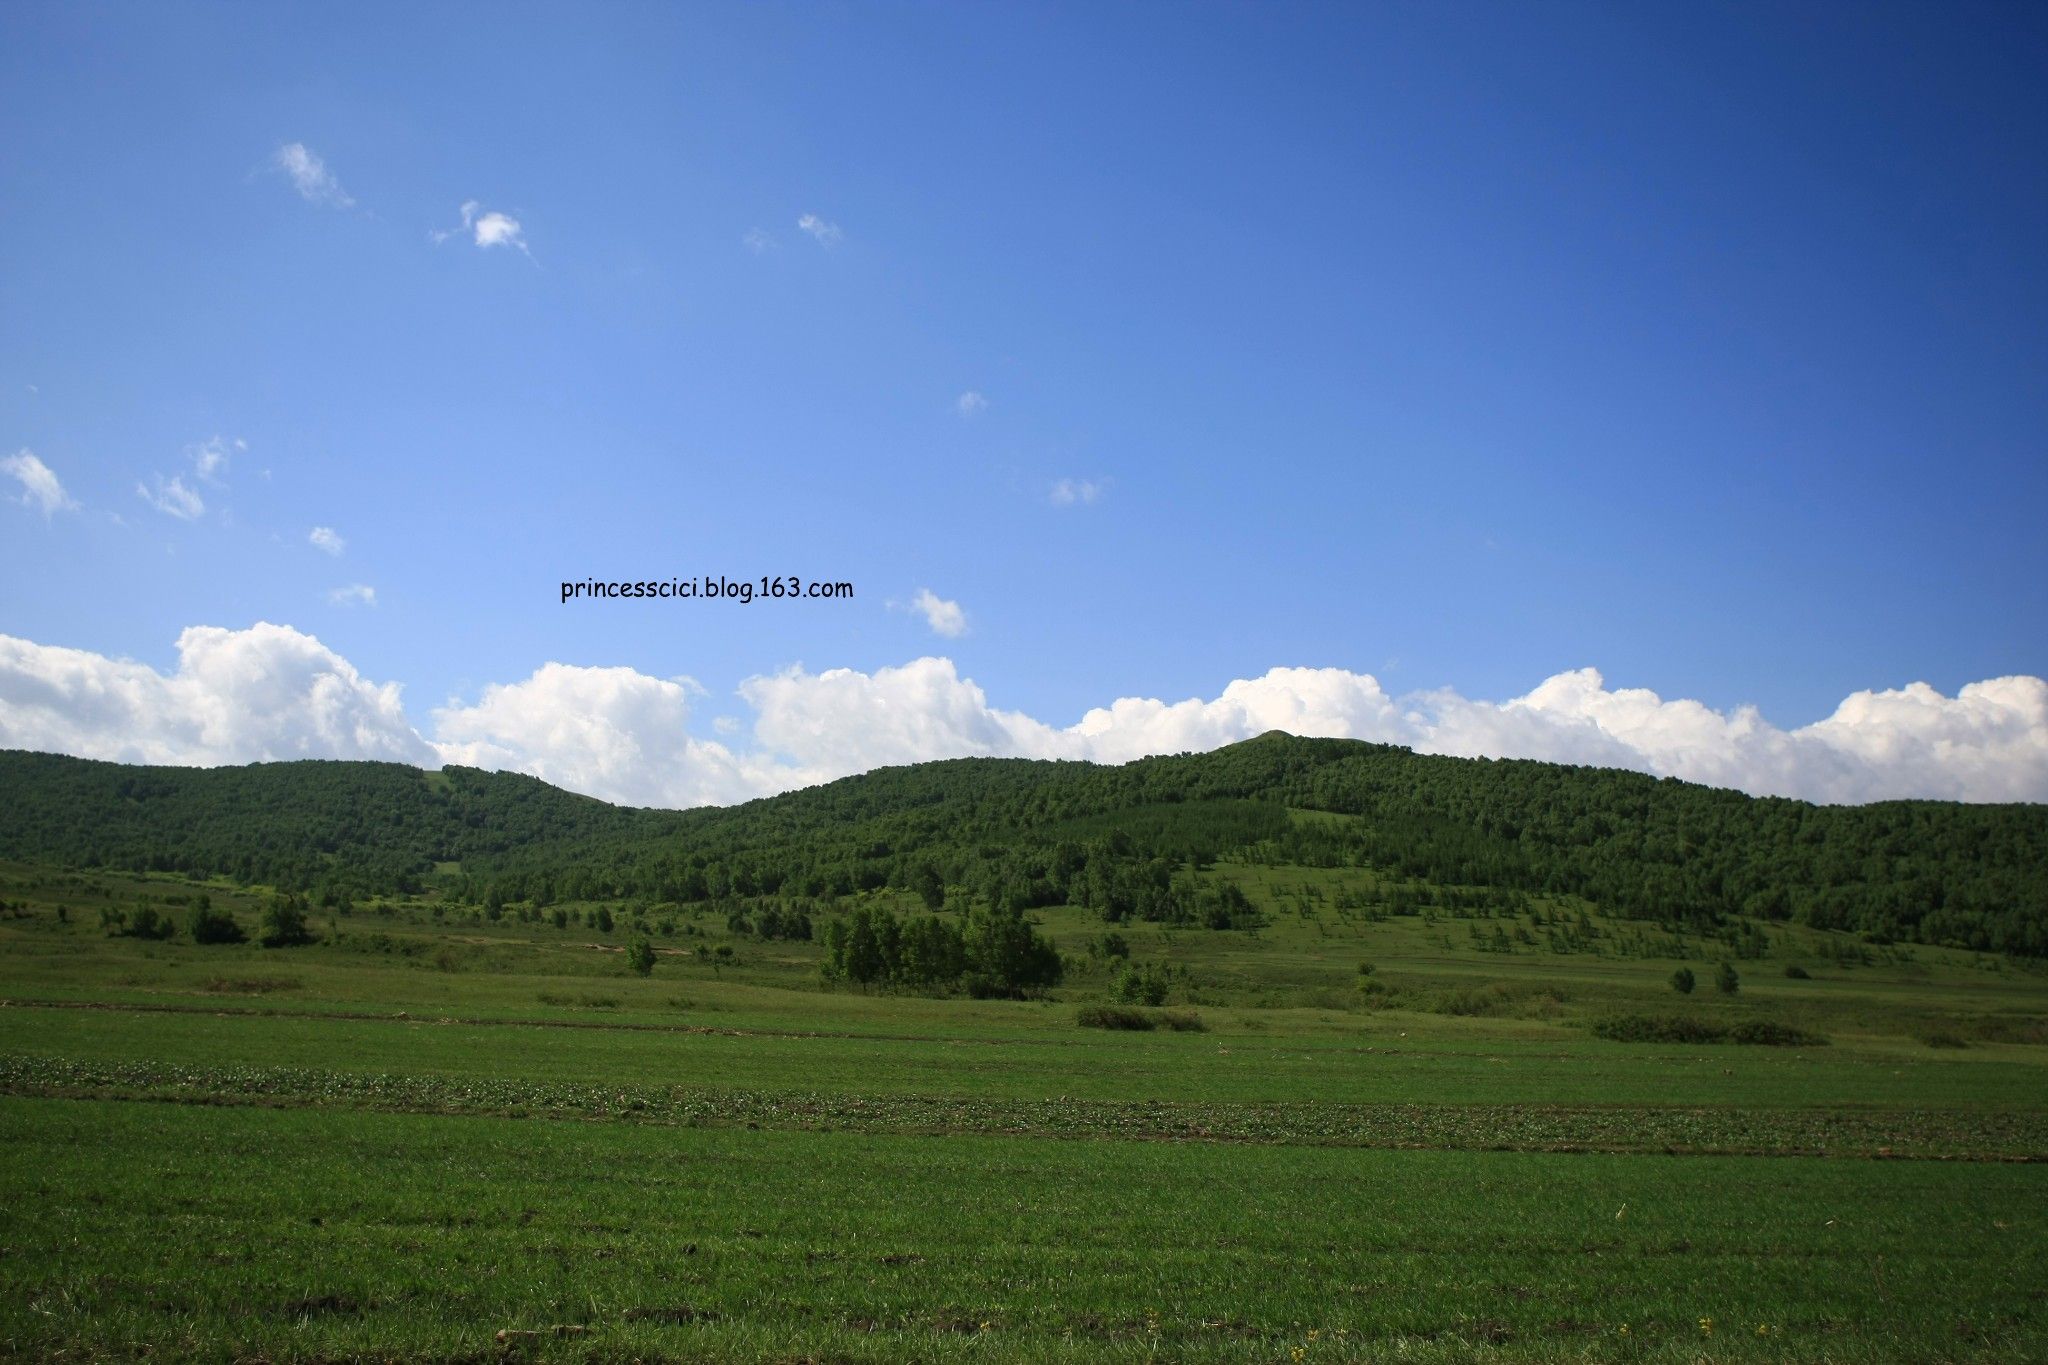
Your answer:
(1089, 931), (1131, 960)
(1076, 1005), (1155, 1031)
(1071, 1004), (1204, 1031)
(1592, 1015), (1827, 1047)
(107, 906), (176, 940)
(185, 903), (246, 945)
(822, 904), (1059, 997)
(624, 939), (655, 977)
(1670, 967), (1695, 994)
(258, 898), (314, 948)
(3, 733), (2045, 954)
(1111, 961), (1172, 1006)
(1784, 964), (1811, 979)
(1716, 961), (1741, 995)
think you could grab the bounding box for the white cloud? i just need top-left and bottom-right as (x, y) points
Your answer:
(955, 391), (987, 417)
(909, 588), (968, 639)
(137, 437), (241, 521)
(272, 142), (353, 208)
(797, 213), (843, 247)
(1050, 477), (1103, 506)
(309, 526), (346, 556)
(137, 474), (204, 520)
(3, 450), (78, 517)
(433, 663), (773, 808)
(742, 227), (774, 254)
(327, 584), (376, 608)
(2, 625), (2043, 809)
(436, 201), (531, 256)
(0, 624), (432, 767)
(189, 436), (240, 483)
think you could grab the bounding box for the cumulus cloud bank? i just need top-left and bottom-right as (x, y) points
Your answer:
(1, 624), (2042, 809)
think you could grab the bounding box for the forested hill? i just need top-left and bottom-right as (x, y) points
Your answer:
(2, 736), (2045, 954)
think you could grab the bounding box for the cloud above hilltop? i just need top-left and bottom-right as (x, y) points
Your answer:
(0, 624), (2043, 808)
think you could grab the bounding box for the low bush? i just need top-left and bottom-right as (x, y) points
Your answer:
(1724, 1020), (1828, 1047)
(199, 976), (300, 995)
(1783, 964), (1812, 980)
(1077, 1005), (1155, 1031)
(185, 904), (246, 945)
(1158, 1010), (1206, 1032)
(1428, 981), (1570, 1019)
(1918, 1028), (1969, 1049)
(1593, 1014), (1828, 1047)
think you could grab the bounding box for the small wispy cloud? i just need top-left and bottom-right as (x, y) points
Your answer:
(189, 435), (241, 484)
(434, 201), (532, 257)
(797, 213), (843, 247)
(309, 526), (346, 556)
(137, 474), (204, 520)
(271, 142), (353, 208)
(1050, 477), (1104, 507)
(910, 588), (968, 638)
(3, 450), (78, 518)
(328, 584), (377, 607)
(742, 227), (774, 254)
(955, 391), (987, 418)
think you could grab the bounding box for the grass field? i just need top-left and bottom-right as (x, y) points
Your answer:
(2, 856), (2045, 1360)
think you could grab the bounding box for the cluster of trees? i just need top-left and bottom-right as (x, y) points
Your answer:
(820, 904), (1062, 997)
(96, 892), (312, 947)
(5, 731), (2045, 956)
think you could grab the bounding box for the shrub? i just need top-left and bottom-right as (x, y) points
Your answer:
(108, 906), (177, 940)
(186, 904), (246, 945)
(1077, 1005), (1155, 1031)
(1715, 962), (1740, 995)
(1593, 1014), (1727, 1044)
(258, 899), (315, 948)
(1783, 964), (1811, 980)
(1111, 962), (1171, 1006)
(1091, 932), (1131, 961)
(1918, 1028), (1969, 1049)
(626, 939), (656, 977)
(1723, 1020), (1828, 1047)
(200, 976), (300, 995)
(1356, 960), (1376, 976)
(1670, 967), (1696, 994)
(1592, 1014), (1827, 1047)
(1159, 1010), (1206, 1032)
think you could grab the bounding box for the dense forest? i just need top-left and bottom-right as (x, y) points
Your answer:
(2, 733), (2044, 954)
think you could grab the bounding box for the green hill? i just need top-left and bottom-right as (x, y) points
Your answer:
(2, 735), (2043, 953)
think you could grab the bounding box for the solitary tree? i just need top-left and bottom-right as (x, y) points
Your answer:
(625, 938), (656, 977)
(1670, 967), (1696, 994)
(1715, 961), (1740, 995)
(259, 898), (314, 948)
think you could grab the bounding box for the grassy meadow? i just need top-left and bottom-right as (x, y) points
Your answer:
(2, 853), (2045, 1361)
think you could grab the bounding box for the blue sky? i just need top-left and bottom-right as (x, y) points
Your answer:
(3, 2), (2045, 806)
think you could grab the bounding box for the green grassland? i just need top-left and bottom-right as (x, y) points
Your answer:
(3, 836), (2047, 1361)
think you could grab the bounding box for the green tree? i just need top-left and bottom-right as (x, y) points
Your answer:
(258, 898), (314, 947)
(1715, 961), (1740, 995)
(625, 938), (655, 976)
(1670, 966), (1695, 994)
(186, 902), (246, 945)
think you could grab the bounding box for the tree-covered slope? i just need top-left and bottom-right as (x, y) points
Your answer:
(2, 735), (2044, 953)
